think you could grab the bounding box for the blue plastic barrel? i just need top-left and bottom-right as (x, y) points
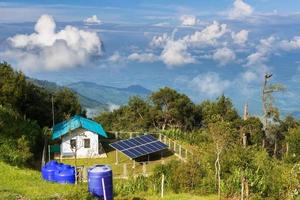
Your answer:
(41, 160), (59, 182)
(55, 164), (75, 184)
(88, 165), (113, 200)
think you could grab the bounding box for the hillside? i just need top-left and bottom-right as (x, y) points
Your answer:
(66, 81), (151, 106)
(28, 78), (151, 117)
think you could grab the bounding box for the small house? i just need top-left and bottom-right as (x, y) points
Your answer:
(51, 115), (108, 158)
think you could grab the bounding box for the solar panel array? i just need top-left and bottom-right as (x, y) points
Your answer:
(110, 134), (168, 159)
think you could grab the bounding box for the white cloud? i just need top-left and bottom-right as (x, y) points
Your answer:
(190, 72), (231, 96)
(247, 36), (276, 66)
(108, 52), (124, 63)
(242, 70), (258, 83)
(108, 103), (120, 112)
(213, 47), (236, 66)
(232, 29), (249, 45)
(180, 15), (199, 26)
(183, 21), (228, 46)
(84, 15), (101, 25)
(160, 40), (195, 67)
(150, 33), (170, 48)
(228, 0), (254, 20)
(3, 14), (102, 71)
(128, 53), (158, 63)
(279, 36), (300, 50)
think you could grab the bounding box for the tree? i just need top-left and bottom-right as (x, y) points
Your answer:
(150, 87), (199, 131)
(261, 73), (285, 156)
(208, 120), (234, 200)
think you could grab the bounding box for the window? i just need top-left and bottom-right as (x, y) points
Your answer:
(84, 139), (90, 148)
(70, 139), (76, 149)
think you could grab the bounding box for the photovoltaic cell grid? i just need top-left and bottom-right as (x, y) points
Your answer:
(109, 135), (168, 159)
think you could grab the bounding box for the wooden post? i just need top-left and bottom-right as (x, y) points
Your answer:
(161, 174), (165, 198)
(115, 132), (119, 139)
(132, 160), (136, 169)
(115, 150), (119, 165)
(185, 149), (188, 159)
(159, 133), (162, 141)
(102, 177), (107, 200)
(48, 145), (50, 161)
(164, 136), (167, 144)
(123, 163), (127, 178)
(179, 145), (182, 157)
(147, 154), (150, 163)
(130, 132), (133, 138)
(168, 139), (171, 149)
(143, 162), (147, 176)
(173, 141), (176, 152)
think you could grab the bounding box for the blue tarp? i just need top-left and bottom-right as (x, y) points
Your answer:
(51, 115), (107, 140)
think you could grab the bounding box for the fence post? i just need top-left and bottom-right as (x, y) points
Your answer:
(159, 133), (162, 141)
(164, 135), (167, 144)
(168, 139), (171, 149)
(115, 132), (119, 139)
(143, 162), (147, 176)
(130, 132), (133, 138)
(123, 163), (127, 178)
(161, 174), (165, 198)
(179, 145), (182, 158)
(115, 150), (119, 165)
(173, 141), (176, 152)
(185, 149), (188, 159)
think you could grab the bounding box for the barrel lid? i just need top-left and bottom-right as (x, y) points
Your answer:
(90, 165), (111, 173)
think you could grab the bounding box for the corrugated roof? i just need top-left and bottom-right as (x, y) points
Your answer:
(51, 115), (107, 140)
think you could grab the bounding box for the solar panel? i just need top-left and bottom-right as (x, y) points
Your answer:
(110, 134), (168, 159)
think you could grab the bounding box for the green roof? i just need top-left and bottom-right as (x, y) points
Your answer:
(51, 115), (107, 140)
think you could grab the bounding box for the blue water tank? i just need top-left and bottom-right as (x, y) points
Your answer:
(55, 164), (75, 184)
(41, 160), (59, 182)
(88, 165), (113, 200)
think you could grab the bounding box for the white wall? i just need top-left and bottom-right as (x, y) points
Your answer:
(61, 128), (99, 158)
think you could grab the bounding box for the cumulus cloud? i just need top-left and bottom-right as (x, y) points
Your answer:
(84, 15), (101, 25)
(279, 36), (300, 50)
(247, 36), (276, 66)
(190, 72), (231, 96)
(108, 52), (124, 63)
(128, 53), (158, 62)
(160, 40), (195, 67)
(213, 47), (236, 66)
(150, 33), (170, 48)
(228, 0), (254, 20)
(183, 21), (228, 46)
(232, 29), (249, 45)
(180, 15), (199, 26)
(3, 14), (102, 71)
(242, 70), (258, 83)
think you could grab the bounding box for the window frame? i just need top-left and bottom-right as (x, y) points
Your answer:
(70, 139), (76, 149)
(84, 138), (91, 148)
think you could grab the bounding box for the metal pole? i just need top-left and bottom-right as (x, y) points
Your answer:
(51, 96), (55, 127)
(102, 178), (107, 200)
(48, 145), (50, 162)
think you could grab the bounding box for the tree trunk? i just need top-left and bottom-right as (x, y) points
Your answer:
(216, 152), (221, 200)
(242, 133), (247, 148)
(241, 176), (244, 200)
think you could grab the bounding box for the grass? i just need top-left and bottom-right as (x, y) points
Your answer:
(0, 161), (88, 199)
(0, 161), (218, 200)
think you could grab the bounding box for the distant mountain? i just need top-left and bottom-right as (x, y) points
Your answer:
(27, 78), (151, 117)
(66, 81), (151, 106)
(27, 78), (108, 111)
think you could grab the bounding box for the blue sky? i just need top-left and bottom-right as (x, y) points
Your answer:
(1, 0), (300, 117)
